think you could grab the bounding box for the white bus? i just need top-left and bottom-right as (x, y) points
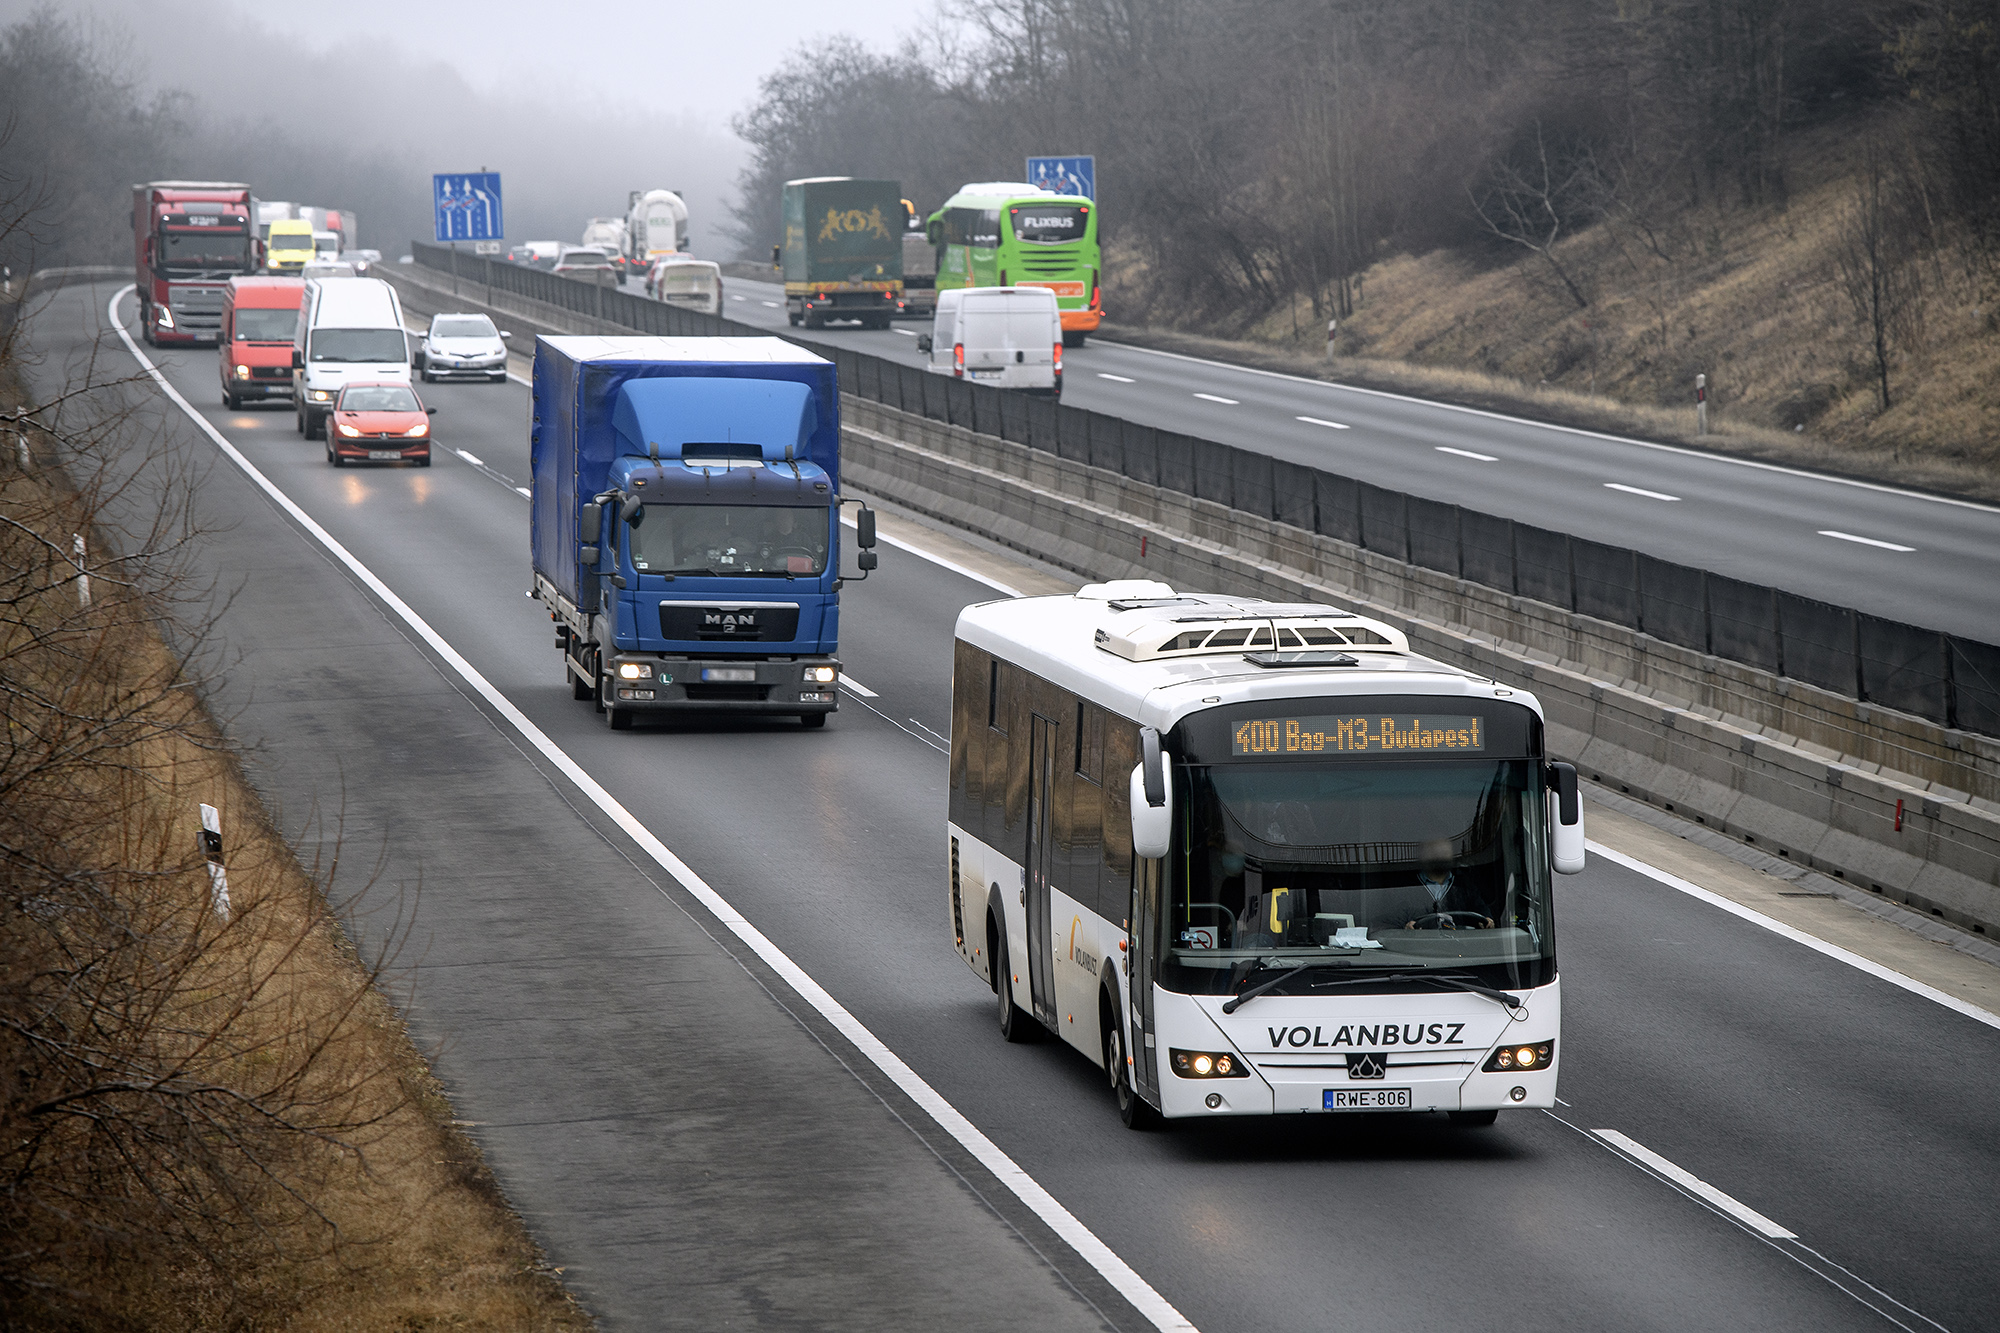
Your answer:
(947, 581), (1586, 1127)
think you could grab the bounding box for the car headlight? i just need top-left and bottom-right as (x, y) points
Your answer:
(1483, 1041), (1554, 1072)
(311, 389), (332, 401)
(402, 422), (429, 437)
(803, 666), (837, 683)
(233, 364), (250, 379)
(337, 423), (361, 437)
(1169, 1048), (1250, 1079)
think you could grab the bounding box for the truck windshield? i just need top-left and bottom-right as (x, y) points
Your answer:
(629, 504), (829, 577)
(310, 330), (408, 363)
(1161, 758), (1554, 994)
(161, 230), (252, 270)
(233, 308), (297, 342)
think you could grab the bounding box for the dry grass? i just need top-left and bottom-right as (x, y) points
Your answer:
(1101, 116), (2000, 504)
(0, 350), (591, 1331)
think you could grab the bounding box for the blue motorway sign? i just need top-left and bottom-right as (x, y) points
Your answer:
(1026, 155), (1095, 200)
(433, 172), (504, 242)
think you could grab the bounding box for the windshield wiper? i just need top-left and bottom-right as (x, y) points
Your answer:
(1221, 961), (1312, 1014)
(1309, 970), (1522, 1010)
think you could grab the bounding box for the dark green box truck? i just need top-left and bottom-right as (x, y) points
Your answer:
(779, 177), (903, 330)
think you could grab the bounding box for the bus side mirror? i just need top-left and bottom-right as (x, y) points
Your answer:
(916, 333), (932, 353)
(1131, 726), (1172, 860)
(1548, 760), (1585, 874)
(580, 501), (603, 545)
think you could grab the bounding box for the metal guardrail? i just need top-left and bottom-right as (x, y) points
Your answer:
(412, 240), (2000, 738)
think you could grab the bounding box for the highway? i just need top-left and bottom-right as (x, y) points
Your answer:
(28, 280), (2000, 1331)
(698, 274), (2000, 644)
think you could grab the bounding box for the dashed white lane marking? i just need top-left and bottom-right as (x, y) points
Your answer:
(1296, 415), (1349, 429)
(1193, 393), (1239, 405)
(515, 486), (532, 499)
(1436, 446), (1497, 462)
(455, 448), (485, 466)
(761, 300), (779, 307)
(111, 285), (1195, 1333)
(730, 294), (747, 301)
(838, 673), (878, 698)
(1098, 372), (1135, 383)
(1592, 1130), (1796, 1239)
(893, 328), (919, 336)
(1605, 482), (1681, 502)
(1819, 530), (1916, 553)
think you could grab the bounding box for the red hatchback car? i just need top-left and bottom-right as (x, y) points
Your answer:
(326, 382), (435, 466)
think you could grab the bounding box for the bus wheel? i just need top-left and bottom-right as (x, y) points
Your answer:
(992, 926), (1037, 1044)
(1448, 1109), (1499, 1127)
(1104, 1007), (1157, 1130)
(1063, 330), (1087, 348)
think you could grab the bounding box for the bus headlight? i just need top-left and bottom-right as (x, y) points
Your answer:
(803, 666), (836, 683)
(617, 662), (653, 680)
(1483, 1041), (1553, 1072)
(1169, 1048), (1249, 1079)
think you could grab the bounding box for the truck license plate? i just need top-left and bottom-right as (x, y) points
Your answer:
(701, 667), (756, 682)
(367, 450), (400, 460)
(1324, 1087), (1412, 1111)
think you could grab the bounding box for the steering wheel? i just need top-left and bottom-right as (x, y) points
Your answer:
(766, 545), (817, 559)
(1404, 911), (1494, 931)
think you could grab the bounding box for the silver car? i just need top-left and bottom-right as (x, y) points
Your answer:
(416, 313), (512, 383)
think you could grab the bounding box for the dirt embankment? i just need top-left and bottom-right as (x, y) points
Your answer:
(1102, 118), (2000, 505)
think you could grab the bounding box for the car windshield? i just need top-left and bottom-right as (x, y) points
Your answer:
(233, 307), (296, 341)
(1009, 204), (1088, 245)
(311, 329), (407, 363)
(339, 386), (419, 412)
(629, 504), (829, 576)
(431, 316), (496, 339)
(270, 233), (314, 250)
(1161, 758), (1554, 994)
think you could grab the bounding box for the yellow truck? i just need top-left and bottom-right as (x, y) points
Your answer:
(265, 218), (315, 273)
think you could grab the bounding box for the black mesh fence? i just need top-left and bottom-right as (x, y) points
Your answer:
(412, 242), (2000, 734)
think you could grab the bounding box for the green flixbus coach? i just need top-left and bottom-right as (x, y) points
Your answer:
(926, 182), (1102, 347)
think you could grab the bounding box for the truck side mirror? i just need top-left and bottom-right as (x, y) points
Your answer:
(619, 494), (644, 528)
(291, 348), (303, 368)
(858, 551), (878, 571)
(1547, 760), (1585, 874)
(1131, 727), (1172, 859)
(916, 333), (933, 353)
(580, 501), (603, 544)
(856, 506), (876, 549)
(771, 244), (781, 267)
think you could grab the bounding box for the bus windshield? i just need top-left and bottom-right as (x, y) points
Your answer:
(630, 504), (829, 576)
(1162, 757), (1554, 993)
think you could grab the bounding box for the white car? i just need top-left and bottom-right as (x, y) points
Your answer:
(416, 313), (512, 383)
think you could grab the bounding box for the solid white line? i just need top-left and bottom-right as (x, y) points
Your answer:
(1193, 393), (1238, 405)
(1436, 446), (1497, 462)
(840, 514), (1022, 597)
(1604, 482), (1680, 502)
(1819, 530), (1916, 553)
(1592, 1130), (1796, 1239)
(455, 448), (485, 467)
(515, 486), (532, 499)
(1587, 840), (2000, 1031)
(838, 674), (878, 698)
(1097, 373), (1135, 383)
(1105, 340), (2000, 514)
(109, 286), (1194, 1333)
(1296, 415), (1348, 429)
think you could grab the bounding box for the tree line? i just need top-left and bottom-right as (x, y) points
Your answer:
(730, 0), (1999, 352)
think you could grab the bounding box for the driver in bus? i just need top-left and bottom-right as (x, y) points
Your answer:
(1404, 839), (1494, 930)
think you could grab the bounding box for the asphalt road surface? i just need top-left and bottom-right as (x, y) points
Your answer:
(26, 280), (2000, 1331)
(700, 273), (2000, 644)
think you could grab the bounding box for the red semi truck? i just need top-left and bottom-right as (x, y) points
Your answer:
(133, 181), (259, 346)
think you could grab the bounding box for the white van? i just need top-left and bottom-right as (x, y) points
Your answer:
(292, 277), (412, 439)
(918, 286), (1062, 398)
(648, 257), (723, 313)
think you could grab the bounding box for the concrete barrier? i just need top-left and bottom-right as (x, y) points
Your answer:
(377, 256), (2000, 938)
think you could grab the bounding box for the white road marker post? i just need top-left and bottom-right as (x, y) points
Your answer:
(1695, 372), (1708, 436)
(1325, 317), (1337, 362)
(71, 534), (89, 608)
(199, 804), (230, 921)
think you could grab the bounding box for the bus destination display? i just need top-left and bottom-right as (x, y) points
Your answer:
(1232, 714), (1484, 756)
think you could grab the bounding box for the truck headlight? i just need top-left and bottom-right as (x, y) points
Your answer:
(803, 666), (836, 683)
(233, 364), (250, 379)
(311, 389), (332, 402)
(157, 306), (176, 329)
(617, 662), (653, 680)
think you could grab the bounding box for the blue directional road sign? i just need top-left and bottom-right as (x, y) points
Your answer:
(433, 172), (504, 243)
(1026, 155), (1095, 200)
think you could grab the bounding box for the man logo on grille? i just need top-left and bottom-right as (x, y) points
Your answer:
(1346, 1052), (1387, 1080)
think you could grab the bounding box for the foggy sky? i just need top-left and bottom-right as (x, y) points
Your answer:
(6, 0), (920, 256)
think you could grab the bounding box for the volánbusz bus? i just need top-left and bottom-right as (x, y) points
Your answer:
(947, 581), (1586, 1127)
(927, 183), (1102, 346)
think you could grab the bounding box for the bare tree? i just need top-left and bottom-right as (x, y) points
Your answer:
(1470, 122), (1600, 310)
(1831, 144), (1920, 412)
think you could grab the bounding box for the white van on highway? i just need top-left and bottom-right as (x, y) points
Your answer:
(292, 277), (412, 440)
(918, 286), (1062, 398)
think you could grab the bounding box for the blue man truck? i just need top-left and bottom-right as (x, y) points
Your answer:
(529, 335), (876, 730)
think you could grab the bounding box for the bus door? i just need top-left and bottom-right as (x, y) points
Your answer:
(1129, 858), (1162, 1102)
(1024, 715), (1060, 1027)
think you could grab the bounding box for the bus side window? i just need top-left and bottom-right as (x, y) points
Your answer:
(1101, 718), (1136, 924)
(950, 639), (984, 845)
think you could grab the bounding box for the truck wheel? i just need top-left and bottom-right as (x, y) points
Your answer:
(607, 706), (632, 731)
(570, 663), (593, 700)
(800, 712), (827, 729)
(223, 389), (238, 410)
(296, 403), (306, 435)
(787, 311), (802, 327)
